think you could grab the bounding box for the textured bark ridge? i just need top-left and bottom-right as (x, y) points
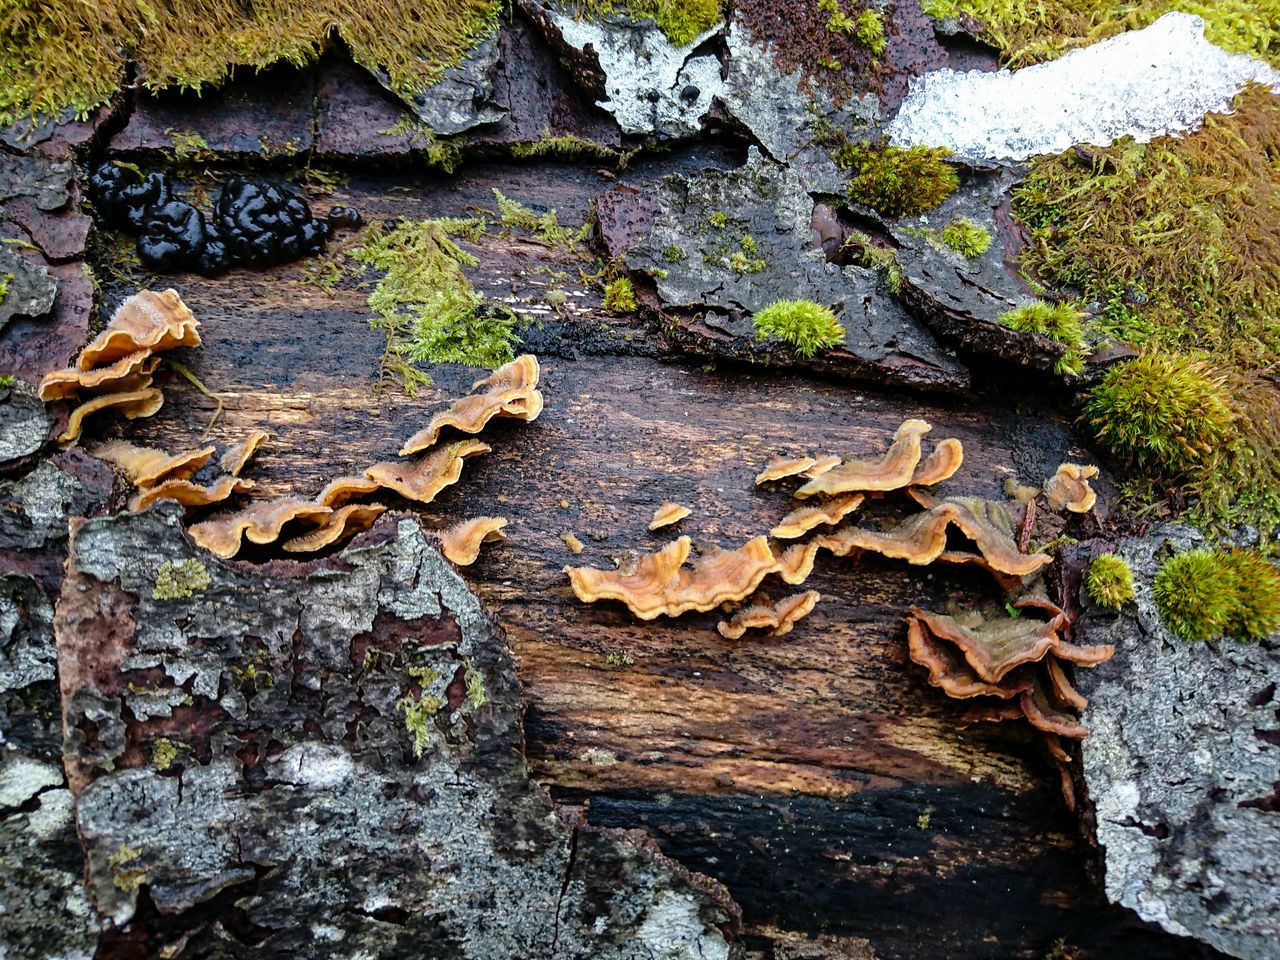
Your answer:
(56, 507), (739, 958)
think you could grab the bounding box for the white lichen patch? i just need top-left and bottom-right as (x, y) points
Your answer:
(548, 11), (725, 137)
(636, 890), (732, 960)
(888, 13), (1280, 161)
(0, 755), (63, 808)
(270, 741), (356, 790)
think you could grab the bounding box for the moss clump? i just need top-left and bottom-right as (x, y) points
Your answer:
(510, 129), (615, 162)
(754, 299), (846, 358)
(397, 666), (444, 759)
(854, 9), (886, 53)
(941, 218), (992, 257)
(1083, 351), (1236, 476)
(150, 737), (183, 772)
(565, 0), (723, 46)
(152, 558), (210, 601)
(952, 0), (1280, 69)
(0, 0), (500, 128)
(377, 117), (464, 172)
(0, 272), (13, 301)
(603, 276), (637, 313)
(1154, 547), (1280, 640)
(836, 142), (959, 217)
(492, 189), (578, 248)
(921, 0), (959, 17)
(818, 0), (856, 36)
(997, 300), (1087, 376)
(352, 219), (517, 396)
(1085, 553), (1135, 608)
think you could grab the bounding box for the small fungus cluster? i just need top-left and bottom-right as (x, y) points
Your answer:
(38, 288), (198, 444)
(90, 166), (354, 275)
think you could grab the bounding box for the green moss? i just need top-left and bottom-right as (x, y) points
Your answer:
(818, 0), (857, 35)
(1084, 553), (1135, 608)
(152, 558), (210, 601)
(377, 116), (463, 172)
(941, 218), (991, 257)
(166, 129), (210, 163)
(565, 0), (723, 47)
(754, 299), (846, 358)
(854, 9), (886, 54)
(728, 251), (766, 274)
(843, 231), (897, 269)
(0, 272), (12, 301)
(707, 211), (731, 229)
(492, 189), (575, 248)
(1083, 351), (1237, 476)
(837, 141), (959, 217)
(603, 276), (637, 313)
(150, 737), (183, 772)
(397, 666), (444, 759)
(464, 665), (486, 709)
(1154, 547), (1280, 640)
(953, 0), (1280, 69)
(921, 0), (959, 17)
(510, 128), (615, 162)
(996, 300), (1087, 376)
(352, 219), (517, 396)
(663, 245), (685, 263)
(0, 0), (500, 128)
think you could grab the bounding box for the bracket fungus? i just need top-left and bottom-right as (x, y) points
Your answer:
(439, 516), (508, 565)
(315, 475), (384, 508)
(755, 456), (817, 484)
(129, 475), (254, 512)
(567, 535), (819, 620)
(794, 419), (934, 498)
(57, 388), (165, 446)
(282, 503), (388, 554)
(717, 591), (821, 639)
(76, 289), (200, 370)
(91, 439), (216, 487)
(649, 501), (692, 530)
(817, 504), (960, 565)
(219, 430), (269, 476)
(399, 354), (543, 456)
(1043, 462), (1099, 513)
(771, 493), (864, 539)
(366, 439), (491, 503)
(188, 498), (334, 559)
(905, 490), (1052, 580)
(37, 352), (160, 401)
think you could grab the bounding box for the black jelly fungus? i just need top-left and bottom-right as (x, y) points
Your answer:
(327, 205), (364, 231)
(90, 163), (173, 231)
(137, 200), (206, 271)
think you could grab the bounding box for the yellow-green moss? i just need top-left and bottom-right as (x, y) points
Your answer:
(0, 272), (13, 301)
(952, 0), (1280, 69)
(837, 142), (959, 217)
(603, 276), (637, 313)
(397, 666), (444, 759)
(150, 737), (183, 772)
(377, 116), (464, 172)
(0, 0), (500, 127)
(152, 558), (211, 601)
(1084, 552), (1135, 608)
(1154, 547), (1280, 640)
(941, 218), (992, 257)
(996, 300), (1087, 376)
(754, 299), (846, 358)
(565, 0), (723, 47)
(352, 218), (517, 396)
(510, 128), (615, 162)
(166, 129), (211, 163)
(492, 189), (578, 248)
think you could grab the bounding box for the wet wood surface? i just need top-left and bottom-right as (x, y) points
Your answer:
(94, 164), (1180, 960)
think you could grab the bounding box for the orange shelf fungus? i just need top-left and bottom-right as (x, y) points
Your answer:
(77, 289), (200, 370)
(567, 535), (819, 620)
(770, 493), (864, 539)
(717, 590), (820, 639)
(58, 388), (164, 446)
(755, 456), (817, 484)
(282, 503), (387, 554)
(219, 430), (269, 477)
(188, 498), (333, 559)
(909, 437), (964, 486)
(649, 501), (691, 530)
(400, 354), (543, 456)
(794, 419), (932, 498)
(439, 516), (508, 565)
(129, 475), (254, 512)
(315, 475), (383, 508)
(906, 618), (1035, 700)
(803, 455), (842, 478)
(38, 352), (159, 401)
(366, 439), (490, 504)
(906, 491), (1052, 578)
(1043, 462), (1099, 513)
(817, 504), (960, 565)
(91, 439), (216, 487)
(907, 607), (1062, 684)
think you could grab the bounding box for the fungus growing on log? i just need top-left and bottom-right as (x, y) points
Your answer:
(909, 437), (964, 486)
(366, 439), (491, 503)
(90, 439), (216, 487)
(38, 352), (159, 400)
(717, 591), (821, 639)
(58, 387), (164, 445)
(567, 534), (818, 621)
(649, 501), (691, 530)
(399, 354), (543, 455)
(315, 475), (383, 508)
(76, 289), (200, 370)
(1043, 462), (1099, 512)
(755, 456), (818, 484)
(439, 516), (508, 565)
(282, 503), (387, 553)
(794, 419), (933, 498)
(907, 490), (1052, 578)
(771, 494), (864, 539)
(219, 430), (269, 476)
(188, 498), (334, 559)
(817, 504), (960, 564)
(908, 607), (1064, 683)
(128, 475), (254, 512)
